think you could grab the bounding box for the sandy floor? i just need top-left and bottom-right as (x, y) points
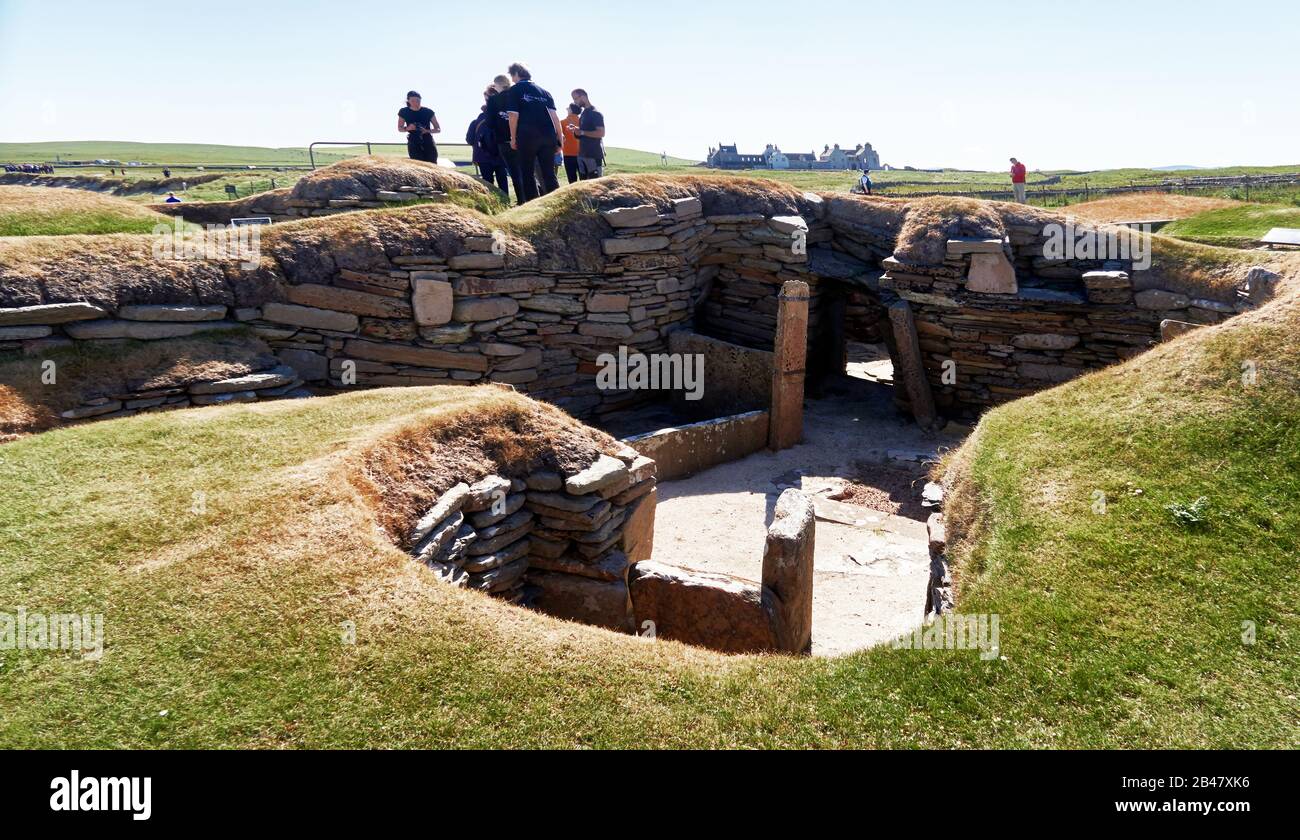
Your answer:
(649, 374), (966, 656)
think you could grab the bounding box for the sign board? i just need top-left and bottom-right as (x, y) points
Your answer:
(230, 217), (272, 227)
(1260, 227), (1300, 247)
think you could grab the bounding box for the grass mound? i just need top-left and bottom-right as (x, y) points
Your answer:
(0, 330), (275, 440)
(353, 389), (617, 541)
(0, 186), (174, 236)
(288, 156), (489, 203)
(1161, 203), (1300, 248)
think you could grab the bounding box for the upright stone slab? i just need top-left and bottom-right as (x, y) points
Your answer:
(761, 489), (815, 654)
(768, 280), (808, 451)
(886, 299), (939, 432)
(966, 252), (1018, 294)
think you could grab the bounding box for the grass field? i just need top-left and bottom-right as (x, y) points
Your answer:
(0, 185), (174, 236)
(1160, 203), (1300, 248)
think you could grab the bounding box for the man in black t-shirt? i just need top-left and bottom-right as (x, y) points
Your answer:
(504, 62), (564, 203)
(397, 90), (440, 164)
(571, 88), (605, 180)
(485, 75), (526, 205)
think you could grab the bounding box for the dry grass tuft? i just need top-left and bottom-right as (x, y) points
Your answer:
(1062, 193), (1243, 224)
(894, 196), (1012, 264)
(0, 331), (276, 436)
(0, 185), (171, 229)
(349, 387), (619, 541)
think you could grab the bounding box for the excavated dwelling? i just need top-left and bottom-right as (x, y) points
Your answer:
(1, 157), (1291, 654)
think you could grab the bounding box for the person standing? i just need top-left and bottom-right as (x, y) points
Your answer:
(398, 91), (440, 164)
(505, 62), (563, 203)
(858, 168), (873, 195)
(571, 88), (605, 180)
(560, 104), (582, 184)
(467, 86), (510, 194)
(486, 75), (525, 204)
(1009, 157), (1027, 203)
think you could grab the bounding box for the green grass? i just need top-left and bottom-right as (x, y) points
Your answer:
(0, 187), (177, 236)
(0, 208), (164, 236)
(1, 295), (1296, 747)
(1161, 204), (1300, 247)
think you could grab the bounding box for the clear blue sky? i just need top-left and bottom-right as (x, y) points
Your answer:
(1, 0), (1297, 170)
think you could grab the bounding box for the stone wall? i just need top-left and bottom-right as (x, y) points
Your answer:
(624, 409), (770, 481)
(401, 448), (657, 628)
(2, 179), (1280, 432)
(398, 445), (817, 655)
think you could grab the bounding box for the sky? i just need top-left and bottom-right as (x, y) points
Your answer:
(1, 0), (1297, 171)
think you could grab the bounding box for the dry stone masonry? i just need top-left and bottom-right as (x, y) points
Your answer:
(400, 446), (657, 625)
(2, 173), (1280, 433)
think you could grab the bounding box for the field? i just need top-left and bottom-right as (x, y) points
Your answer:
(0, 185), (174, 236)
(1160, 203), (1300, 248)
(1059, 193), (1244, 224)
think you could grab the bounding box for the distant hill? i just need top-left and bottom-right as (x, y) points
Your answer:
(1152, 165), (1208, 171)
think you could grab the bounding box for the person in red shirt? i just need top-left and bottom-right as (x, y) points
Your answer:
(1009, 157), (1027, 203)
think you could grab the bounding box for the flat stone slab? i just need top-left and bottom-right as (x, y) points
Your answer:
(602, 236), (670, 255)
(602, 204), (660, 228)
(565, 454), (630, 496)
(1260, 227), (1300, 246)
(768, 215), (808, 235)
(261, 302), (359, 332)
(0, 302), (110, 326)
(813, 497), (887, 528)
(188, 365), (297, 395)
(447, 252), (505, 270)
(0, 325), (52, 340)
(946, 238), (1004, 256)
(1135, 289), (1190, 310)
(1017, 287), (1087, 305)
(966, 252), (1018, 294)
(64, 319), (241, 340)
(118, 304), (228, 322)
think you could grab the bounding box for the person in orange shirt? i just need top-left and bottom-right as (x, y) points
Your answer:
(560, 103), (582, 184)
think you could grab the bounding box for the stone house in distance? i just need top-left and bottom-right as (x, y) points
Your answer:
(707, 142), (882, 170)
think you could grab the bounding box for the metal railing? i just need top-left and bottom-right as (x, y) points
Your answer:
(307, 141), (412, 169)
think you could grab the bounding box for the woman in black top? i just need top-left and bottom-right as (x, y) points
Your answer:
(397, 90), (441, 164)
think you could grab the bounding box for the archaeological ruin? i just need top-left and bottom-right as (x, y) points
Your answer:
(0, 157), (1283, 654)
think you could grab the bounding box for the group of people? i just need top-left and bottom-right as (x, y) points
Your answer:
(3, 163), (54, 173)
(397, 62), (605, 206)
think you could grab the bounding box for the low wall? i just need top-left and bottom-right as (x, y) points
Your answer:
(623, 410), (770, 481)
(628, 489), (815, 654)
(666, 330), (771, 419)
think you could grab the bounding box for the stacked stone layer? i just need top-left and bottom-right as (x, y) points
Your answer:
(402, 448), (657, 627)
(3, 188), (1277, 429)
